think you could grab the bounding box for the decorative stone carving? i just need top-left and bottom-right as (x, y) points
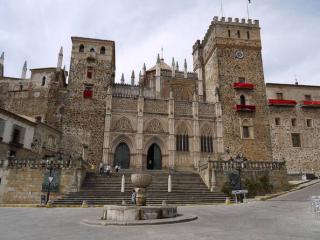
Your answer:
(145, 119), (164, 133)
(144, 100), (167, 114)
(112, 117), (134, 132)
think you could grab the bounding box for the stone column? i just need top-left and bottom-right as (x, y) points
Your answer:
(102, 87), (113, 164)
(136, 94), (144, 169)
(168, 90), (175, 169)
(215, 102), (224, 153)
(192, 93), (200, 168)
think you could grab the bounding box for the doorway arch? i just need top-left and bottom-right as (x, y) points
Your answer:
(113, 142), (130, 169)
(147, 144), (162, 170)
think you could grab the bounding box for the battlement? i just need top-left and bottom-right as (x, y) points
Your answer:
(193, 16), (260, 52)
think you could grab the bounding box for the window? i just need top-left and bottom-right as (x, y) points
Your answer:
(11, 125), (26, 147)
(238, 77), (245, 83)
(35, 116), (42, 122)
(79, 44), (84, 53)
(275, 118), (280, 126)
(201, 136), (213, 153)
(306, 119), (313, 128)
(305, 95), (312, 101)
(247, 31), (250, 39)
(291, 133), (301, 147)
(100, 46), (106, 54)
(228, 29), (231, 37)
(87, 66), (93, 79)
(0, 118), (5, 139)
(276, 92), (283, 100)
(237, 30), (241, 38)
(242, 126), (250, 138)
(41, 76), (46, 86)
(241, 119), (253, 139)
(83, 85), (93, 98)
(240, 95), (246, 105)
(176, 134), (189, 152)
(90, 48), (95, 52)
(291, 118), (297, 127)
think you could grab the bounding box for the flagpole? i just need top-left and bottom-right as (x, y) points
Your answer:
(246, 0), (250, 19)
(220, 0), (224, 18)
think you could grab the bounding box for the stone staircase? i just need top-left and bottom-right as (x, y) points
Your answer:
(52, 170), (228, 206)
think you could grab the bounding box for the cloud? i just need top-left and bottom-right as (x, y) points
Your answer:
(0, 0), (319, 85)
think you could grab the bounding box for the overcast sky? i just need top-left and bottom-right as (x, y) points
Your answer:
(0, 0), (319, 85)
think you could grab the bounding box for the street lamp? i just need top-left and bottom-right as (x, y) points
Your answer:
(46, 161), (54, 204)
(230, 154), (247, 190)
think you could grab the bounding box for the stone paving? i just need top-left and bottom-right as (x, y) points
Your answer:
(0, 183), (320, 240)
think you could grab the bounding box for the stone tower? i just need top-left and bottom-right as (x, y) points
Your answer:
(62, 37), (115, 167)
(193, 17), (272, 161)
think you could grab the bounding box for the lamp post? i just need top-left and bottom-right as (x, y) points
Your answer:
(46, 161), (54, 204)
(230, 154), (247, 190)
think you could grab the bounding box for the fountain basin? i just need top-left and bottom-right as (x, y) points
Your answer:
(131, 173), (152, 188)
(101, 205), (178, 221)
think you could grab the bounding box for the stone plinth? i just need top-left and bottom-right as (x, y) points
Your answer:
(101, 205), (177, 221)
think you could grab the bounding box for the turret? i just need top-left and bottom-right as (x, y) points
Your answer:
(155, 54), (161, 96)
(184, 59), (188, 78)
(171, 57), (175, 77)
(175, 61), (179, 71)
(120, 73), (125, 84)
(156, 54), (161, 77)
(21, 60), (27, 79)
(57, 46), (63, 70)
(131, 70), (135, 85)
(0, 52), (4, 78)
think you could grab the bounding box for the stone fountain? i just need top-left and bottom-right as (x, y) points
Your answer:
(82, 173), (197, 225)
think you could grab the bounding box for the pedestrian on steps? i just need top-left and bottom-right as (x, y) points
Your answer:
(99, 162), (104, 175)
(131, 189), (136, 205)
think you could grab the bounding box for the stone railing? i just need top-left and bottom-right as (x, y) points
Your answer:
(2, 157), (89, 170)
(112, 84), (139, 98)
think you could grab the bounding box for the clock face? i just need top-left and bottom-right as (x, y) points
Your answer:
(235, 51), (244, 59)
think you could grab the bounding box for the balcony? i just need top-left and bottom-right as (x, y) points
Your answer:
(301, 100), (320, 108)
(235, 104), (256, 112)
(268, 99), (297, 106)
(233, 82), (255, 90)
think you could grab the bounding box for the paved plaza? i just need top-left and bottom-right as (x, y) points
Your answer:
(0, 183), (319, 240)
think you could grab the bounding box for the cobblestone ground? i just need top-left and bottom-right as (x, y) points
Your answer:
(0, 183), (320, 240)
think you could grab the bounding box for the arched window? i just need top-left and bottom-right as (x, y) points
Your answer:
(200, 124), (214, 153)
(241, 119), (253, 139)
(247, 31), (250, 39)
(228, 29), (231, 38)
(240, 95), (246, 105)
(176, 123), (189, 152)
(79, 44), (84, 53)
(41, 76), (46, 86)
(237, 30), (241, 38)
(100, 46), (106, 54)
(90, 48), (95, 52)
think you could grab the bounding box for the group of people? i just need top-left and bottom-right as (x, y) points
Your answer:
(99, 162), (121, 176)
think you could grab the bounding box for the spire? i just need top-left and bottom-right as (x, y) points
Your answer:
(157, 53), (161, 64)
(131, 70), (135, 85)
(57, 46), (63, 69)
(175, 61), (179, 71)
(0, 52), (4, 77)
(171, 57), (175, 78)
(156, 54), (161, 77)
(142, 63), (146, 76)
(184, 59), (188, 78)
(0, 52), (4, 65)
(21, 60), (27, 79)
(120, 73), (125, 84)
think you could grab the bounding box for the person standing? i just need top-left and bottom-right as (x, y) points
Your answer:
(131, 189), (136, 205)
(99, 162), (103, 175)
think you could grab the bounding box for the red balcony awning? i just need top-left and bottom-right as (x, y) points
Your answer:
(302, 100), (320, 108)
(268, 99), (297, 106)
(233, 82), (255, 89)
(235, 104), (256, 112)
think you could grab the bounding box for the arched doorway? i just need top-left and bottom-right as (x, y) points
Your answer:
(147, 144), (162, 170)
(114, 143), (130, 169)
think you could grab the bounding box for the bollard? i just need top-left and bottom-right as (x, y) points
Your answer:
(121, 174), (125, 193)
(168, 174), (172, 193)
(225, 197), (231, 205)
(82, 200), (88, 208)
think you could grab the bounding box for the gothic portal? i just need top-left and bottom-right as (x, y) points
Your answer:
(114, 143), (130, 169)
(147, 144), (162, 170)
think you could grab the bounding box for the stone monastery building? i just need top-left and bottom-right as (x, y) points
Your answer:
(1, 16), (320, 176)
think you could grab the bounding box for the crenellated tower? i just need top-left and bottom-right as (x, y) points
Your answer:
(193, 16), (272, 161)
(62, 37), (115, 167)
